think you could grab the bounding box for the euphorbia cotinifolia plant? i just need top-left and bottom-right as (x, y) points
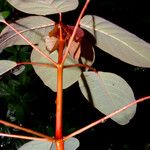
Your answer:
(0, 0), (150, 150)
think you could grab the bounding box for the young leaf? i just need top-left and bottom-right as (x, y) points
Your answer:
(7, 0), (79, 15)
(31, 41), (82, 92)
(80, 38), (95, 67)
(66, 40), (81, 61)
(80, 15), (150, 67)
(45, 36), (81, 60)
(0, 60), (17, 75)
(0, 16), (54, 53)
(18, 137), (79, 150)
(78, 71), (136, 125)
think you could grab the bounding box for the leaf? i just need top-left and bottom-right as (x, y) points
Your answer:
(18, 137), (80, 150)
(78, 71), (136, 125)
(46, 24), (84, 61)
(66, 25), (84, 60)
(67, 40), (81, 61)
(7, 0), (79, 15)
(0, 13), (3, 21)
(45, 36), (81, 60)
(44, 36), (58, 53)
(31, 41), (82, 92)
(80, 36), (95, 67)
(0, 16), (54, 53)
(12, 65), (25, 76)
(45, 32), (95, 65)
(18, 140), (52, 150)
(80, 15), (150, 67)
(0, 60), (17, 76)
(1, 11), (10, 19)
(0, 11), (10, 21)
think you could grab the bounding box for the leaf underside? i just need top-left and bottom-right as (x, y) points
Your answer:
(78, 71), (136, 125)
(0, 16), (54, 53)
(80, 15), (150, 68)
(31, 41), (82, 92)
(0, 13), (3, 21)
(18, 137), (79, 150)
(31, 31), (95, 92)
(0, 60), (17, 76)
(7, 0), (79, 15)
(0, 12), (7, 21)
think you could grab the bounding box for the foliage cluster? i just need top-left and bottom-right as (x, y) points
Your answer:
(0, 0), (150, 150)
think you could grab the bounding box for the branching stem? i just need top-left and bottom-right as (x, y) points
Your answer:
(0, 120), (54, 142)
(62, 0), (90, 64)
(0, 132), (49, 142)
(64, 63), (97, 72)
(55, 64), (64, 150)
(2, 20), (57, 67)
(17, 62), (56, 68)
(63, 96), (150, 141)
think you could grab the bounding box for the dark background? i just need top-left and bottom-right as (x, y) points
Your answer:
(0, 0), (150, 149)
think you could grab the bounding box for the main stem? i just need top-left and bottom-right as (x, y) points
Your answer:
(55, 65), (63, 138)
(55, 64), (64, 150)
(55, 39), (64, 149)
(54, 1), (90, 149)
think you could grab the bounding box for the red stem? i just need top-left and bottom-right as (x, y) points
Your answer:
(0, 120), (54, 142)
(55, 15), (65, 149)
(63, 96), (150, 141)
(62, 0), (90, 64)
(0, 132), (49, 142)
(1, 1), (91, 150)
(64, 63), (97, 72)
(55, 64), (64, 150)
(58, 13), (64, 64)
(2, 20), (57, 67)
(17, 62), (56, 68)
(55, 65), (63, 138)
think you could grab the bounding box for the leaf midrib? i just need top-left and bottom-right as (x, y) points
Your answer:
(81, 23), (150, 62)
